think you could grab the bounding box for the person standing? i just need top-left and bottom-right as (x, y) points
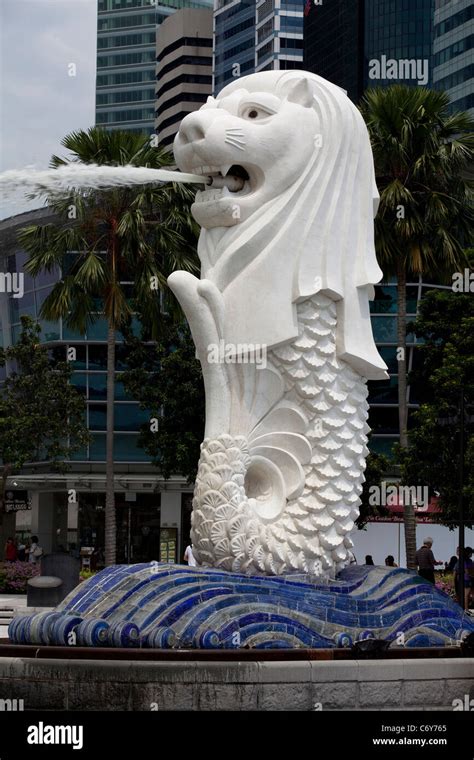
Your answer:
(4, 538), (17, 563)
(454, 547), (474, 609)
(26, 536), (43, 564)
(447, 555), (457, 572)
(415, 537), (442, 583)
(183, 543), (197, 567)
(17, 541), (26, 562)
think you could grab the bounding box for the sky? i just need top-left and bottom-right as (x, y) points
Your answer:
(0, 0), (97, 219)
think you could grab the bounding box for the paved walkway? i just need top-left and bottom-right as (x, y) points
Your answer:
(0, 594), (27, 607)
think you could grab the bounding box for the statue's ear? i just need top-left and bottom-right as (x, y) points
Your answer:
(286, 78), (314, 108)
(202, 95), (217, 110)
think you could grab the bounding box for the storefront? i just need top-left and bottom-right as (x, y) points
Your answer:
(7, 483), (193, 568)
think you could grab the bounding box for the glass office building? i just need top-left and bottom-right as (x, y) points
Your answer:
(255, 0), (304, 73)
(433, 0), (474, 115)
(96, 0), (214, 134)
(367, 278), (452, 456)
(304, 1), (449, 454)
(214, 0), (256, 93)
(364, 0), (434, 89)
(303, 0), (364, 102)
(304, 0), (435, 104)
(214, 0), (304, 95)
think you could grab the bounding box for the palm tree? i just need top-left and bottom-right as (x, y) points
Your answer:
(18, 127), (199, 566)
(360, 86), (474, 568)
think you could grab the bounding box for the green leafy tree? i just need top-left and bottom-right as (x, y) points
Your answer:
(18, 128), (199, 565)
(360, 85), (474, 568)
(0, 317), (89, 542)
(399, 289), (474, 526)
(120, 320), (204, 482)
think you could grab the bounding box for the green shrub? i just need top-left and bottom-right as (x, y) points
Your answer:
(79, 568), (97, 582)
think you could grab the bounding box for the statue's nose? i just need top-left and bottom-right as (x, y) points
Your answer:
(178, 110), (215, 144)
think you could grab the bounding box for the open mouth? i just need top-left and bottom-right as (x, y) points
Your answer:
(191, 164), (252, 203)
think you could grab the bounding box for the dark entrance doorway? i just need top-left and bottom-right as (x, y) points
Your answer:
(116, 494), (161, 564)
(181, 493), (193, 559)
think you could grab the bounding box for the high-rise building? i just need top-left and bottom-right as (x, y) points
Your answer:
(96, 0), (214, 135)
(155, 8), (213, 147)
(364, 0), (434, 89)
(255, 0), (304, 74)
(304, 0), (435, 104)
(303, 0), (365, 103)
(366, 277), (455, 457)
(214, 0), (256, 94)
(303, 0), (469, 456)
(433, 0), (474, 116)
(213, 0), (304, 95)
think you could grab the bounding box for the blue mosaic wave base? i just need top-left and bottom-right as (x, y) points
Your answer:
(9, 564), (474, 649)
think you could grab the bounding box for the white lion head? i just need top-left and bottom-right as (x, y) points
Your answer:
(173, 71), (387, 381)
(174, 76), (321, 230)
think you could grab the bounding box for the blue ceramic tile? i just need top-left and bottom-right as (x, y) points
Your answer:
(20, 562), (474, 649)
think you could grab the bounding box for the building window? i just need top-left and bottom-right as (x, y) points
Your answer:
(96, 89), (155, 106)
(156, 73), (212, 100)
(158, 36), (213, 62)
(279, 37), (304, 49)
(97, 32), (156, 50)
(156, 92), (208, 117)
(433, 35), (473, 67)
(257, 0), (274, 24)
(257, 18), (274, 44)
(257, 41), (273, 65)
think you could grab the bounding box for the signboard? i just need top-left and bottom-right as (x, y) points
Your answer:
(370, 514), (437, 524)
(159, 528), (177, 564)
(368, 498), (442, 524)
(4, 490), (31, 513)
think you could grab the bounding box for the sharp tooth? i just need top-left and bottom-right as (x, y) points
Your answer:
(221, 165), (232, 177)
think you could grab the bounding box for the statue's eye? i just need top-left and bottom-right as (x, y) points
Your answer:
(240, 105), (273, 121)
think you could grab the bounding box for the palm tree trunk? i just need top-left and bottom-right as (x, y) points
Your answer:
(397, 262), (416, 569)
(397, 266), (408, 449)
(104, 320), (116, 566)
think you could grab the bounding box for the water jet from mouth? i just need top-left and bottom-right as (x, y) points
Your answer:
(0, 164), (208, 199)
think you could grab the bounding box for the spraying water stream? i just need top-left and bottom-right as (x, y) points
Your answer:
(0, 164), (208, 198)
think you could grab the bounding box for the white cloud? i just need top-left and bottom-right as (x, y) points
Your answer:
(0, 0), (97, 219)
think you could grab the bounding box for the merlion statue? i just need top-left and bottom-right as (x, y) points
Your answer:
(168, 71), (388, 578)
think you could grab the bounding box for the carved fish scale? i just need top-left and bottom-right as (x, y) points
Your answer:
(191, 293), (370, 577)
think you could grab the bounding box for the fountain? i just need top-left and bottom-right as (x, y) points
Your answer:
(0, 164), (209, 197)
(3, 71), (474, 658)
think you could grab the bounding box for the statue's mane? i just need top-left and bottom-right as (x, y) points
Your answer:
(198, 70), (387, 381)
